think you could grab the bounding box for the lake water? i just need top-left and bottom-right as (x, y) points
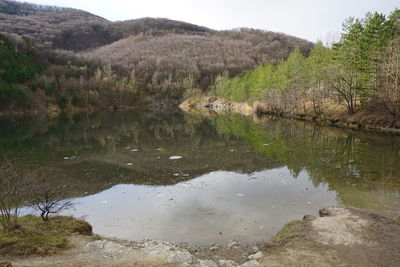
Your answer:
(2, 110), (400, 245)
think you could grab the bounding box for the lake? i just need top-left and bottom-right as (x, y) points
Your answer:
(2, 110), (400, 245)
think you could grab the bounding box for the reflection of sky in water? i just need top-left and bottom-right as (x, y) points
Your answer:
(60, 167), (336, 245)
(6, 111), (400, 245)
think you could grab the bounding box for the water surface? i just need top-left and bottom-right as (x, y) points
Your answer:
(3, 110), (400, 245)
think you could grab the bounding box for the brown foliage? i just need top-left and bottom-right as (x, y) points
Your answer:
(84, 30), (312, 93)
(0, 0), (313, 100)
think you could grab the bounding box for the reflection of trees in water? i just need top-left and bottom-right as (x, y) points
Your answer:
(210, 114), (400, 191)
(0, 111), (199, 154)
(2, 111), (400, 199)
(0, 111), (279, 197)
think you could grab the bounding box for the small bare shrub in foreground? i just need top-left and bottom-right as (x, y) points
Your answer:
(30, 176), (74, 222)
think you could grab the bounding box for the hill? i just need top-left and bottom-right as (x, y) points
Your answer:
(84, 29), (312, 93)
(0, 0), (313, 110)
(0, 0), (212, 51)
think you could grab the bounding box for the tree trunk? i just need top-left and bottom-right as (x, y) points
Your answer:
(40, 211), (46, 221)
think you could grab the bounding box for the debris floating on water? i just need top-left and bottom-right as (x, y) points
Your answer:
(236, 194), (244, 197)
(64, 156), (77, 160)
(101, 201), (108, 204)
(169, 156), (183, 160)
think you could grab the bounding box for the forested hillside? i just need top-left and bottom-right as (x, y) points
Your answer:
(212, 10), (400, 122)
(0, 0), (313, 110)
(0, 33), (140, 111)
(85, 29), (311, 95)
(0, 0), (211, 51)
(0, 33), (41, 109)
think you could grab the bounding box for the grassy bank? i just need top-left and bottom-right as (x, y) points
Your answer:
(0, 215), (92, 256)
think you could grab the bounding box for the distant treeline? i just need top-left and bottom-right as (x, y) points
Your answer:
(212, 10), (400, 117)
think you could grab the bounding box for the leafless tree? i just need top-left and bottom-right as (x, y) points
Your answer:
(0, 158), (31, 229)
(30, 177), (74, 222)
(381, 37), (400, 117)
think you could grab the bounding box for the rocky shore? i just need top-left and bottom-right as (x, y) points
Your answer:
(180, 96), (400, 134)
(3, 207), (400, 267)
(179, 97), (253, 116)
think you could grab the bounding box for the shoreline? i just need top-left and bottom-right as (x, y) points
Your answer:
(4, 206), (400, 267)
(0, 105), (142, 118)
(180, 96), (400, 135)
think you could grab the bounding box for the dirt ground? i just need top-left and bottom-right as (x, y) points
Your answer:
(2, 206), (400, 267)
(260, 207), (400, 267)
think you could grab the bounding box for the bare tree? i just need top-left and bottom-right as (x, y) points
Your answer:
(381, 37), (400, 117)
(30, 177), (74, 222)
(0, 158), (31, 229)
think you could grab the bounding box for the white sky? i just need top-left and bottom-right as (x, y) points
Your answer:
(17, 0), (399, 42)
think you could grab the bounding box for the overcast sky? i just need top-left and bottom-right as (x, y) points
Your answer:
(17, 0), (399, 42)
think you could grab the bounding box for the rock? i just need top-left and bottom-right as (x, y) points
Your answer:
(86, 240), (127, 254)
(313, 207), (369, 246)
(210, 244), (219, 251)
(251, 246), (259, 252)
(219, 259), (237, 267)
(303, 215), (316, 221)
(239, 260), (260, 266)
(198, 259), (218, 267)
(227, 240), (240, 249)
(139, 241), (194, 263)
(248, 251), (263, 260)
(319, 207), (336, 217)
(241, 252), (250, 258)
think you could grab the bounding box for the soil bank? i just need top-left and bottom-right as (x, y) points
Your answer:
(3, 207), (400, 267)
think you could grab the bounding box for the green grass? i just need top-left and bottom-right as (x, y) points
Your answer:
(273, 220), (303, 242)
(0, 215), (92, 256)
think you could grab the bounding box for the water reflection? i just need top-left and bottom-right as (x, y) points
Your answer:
(67, 168), (336, 245)
(2, 110), (400, 244)
(210, 115), (400, 216)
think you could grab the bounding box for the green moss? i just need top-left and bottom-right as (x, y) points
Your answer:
(0, 215), (92, 256)
(273, 220), (303, 242)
